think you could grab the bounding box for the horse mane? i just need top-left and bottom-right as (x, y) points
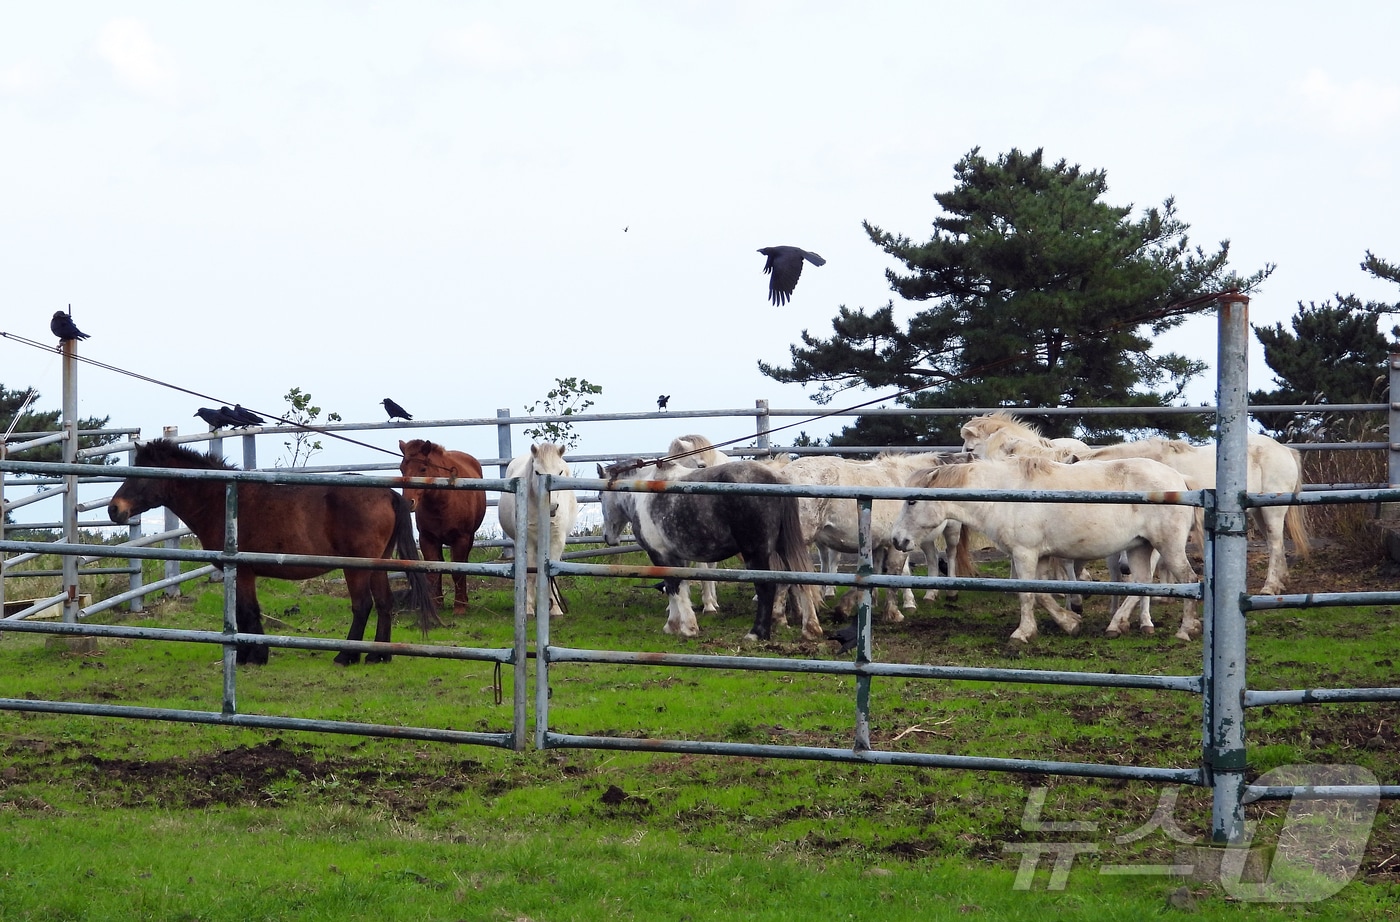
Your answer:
(135, 438), (236, 470)
(910, 463), (974, 489)
(986, 410), (1043, 437)
(668, 433), (715, 454)
(1013, 455), (1057, 478)
(399, 438), (441, 456)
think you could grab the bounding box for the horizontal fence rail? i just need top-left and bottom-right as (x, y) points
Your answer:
(5, 345), (1400, 844)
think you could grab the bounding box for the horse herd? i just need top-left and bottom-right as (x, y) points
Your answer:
(104, 414), (1308, 665)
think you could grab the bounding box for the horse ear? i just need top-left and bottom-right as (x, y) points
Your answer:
(530, 443), (540, 459)
(398, 440), (408, 453)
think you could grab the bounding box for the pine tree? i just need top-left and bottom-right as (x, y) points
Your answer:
(759, 148), (1269, 444)
(1251, 252), (1400, 439)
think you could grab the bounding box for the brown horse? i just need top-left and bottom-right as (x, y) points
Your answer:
(107, 439), (434, 666)
(397, 439), (487, 615)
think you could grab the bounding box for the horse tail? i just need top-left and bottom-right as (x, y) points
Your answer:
(774, 495), (821, 621)
(390, 491), (436, 637)
(1285, 447), (1311, 557)
(953, 528), (977, 578)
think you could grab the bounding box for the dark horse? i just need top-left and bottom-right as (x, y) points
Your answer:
(598, 457), (821, 642)
(107, 439), (435, 666)
(397, 439), (487, 615)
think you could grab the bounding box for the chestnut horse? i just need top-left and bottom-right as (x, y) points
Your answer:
(398, 439), (487, 615)
(107, 439), (434, 666)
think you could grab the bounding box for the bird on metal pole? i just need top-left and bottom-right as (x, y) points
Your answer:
(50, 305), (90, 342)
(657, 395), (670, 411)
(757, 246), (825, 306)
(381, 398), (413, 421)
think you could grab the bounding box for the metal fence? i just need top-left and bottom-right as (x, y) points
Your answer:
(3, 301), (1400, 844)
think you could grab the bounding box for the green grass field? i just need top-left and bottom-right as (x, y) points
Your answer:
(0, 545), (1396, 920)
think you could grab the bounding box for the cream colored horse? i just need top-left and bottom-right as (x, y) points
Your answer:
(499, 443), (579, 616)
(779, 452), (969, 622)
(961, 412), (1309, 595)
(893, 456), (1199, 645)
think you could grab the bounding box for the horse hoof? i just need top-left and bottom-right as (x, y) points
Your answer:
(1141, 625), (1155, 636)
(333, 652), (360, 666)
(802, 628), (824, 641)
(1105, 627), (1122, 639)
(885, 612), (905, 624)
(365, 652), (392, 664)
(742, 632), (759, 642)
(1064, 622), (1081, 637)
(1175, 630), (1195, 642)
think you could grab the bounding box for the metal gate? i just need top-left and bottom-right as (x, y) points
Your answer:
(3, 293), (1399, 844)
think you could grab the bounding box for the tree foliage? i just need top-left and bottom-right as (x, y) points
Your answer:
(1251, 252), (1400, 440)
(2, 383), (117, 525)
(524, 377), (602, 451)
(278, 387), (341, 468)
(0, 383), (115, 462)
(759, 147), (1270, 443)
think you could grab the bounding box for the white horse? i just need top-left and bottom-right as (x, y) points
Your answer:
(891, 456), (1199, 645)
(961, 411), (1090, 462)
(498, 443), (579, 616)
(779, 452), (971, 621)
(961, 412), (1309, 595)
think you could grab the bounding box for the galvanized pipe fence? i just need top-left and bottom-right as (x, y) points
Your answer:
(3, 312), (1400, 841)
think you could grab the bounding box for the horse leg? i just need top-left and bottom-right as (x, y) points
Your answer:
(695, 560), (719, 613)
(873, 548), (904, 623)
(364, 570), (395, 664)
(235, 571), (268, 665)
(419, 535), (446, 614)
(1105, 548), (1154, 638)
(1008, 552), (1046, 644)
(1156, 545), (1200, 641)
(1031, 555), (1081, 637)
(663, 578), (700, 638)
(541, 532), (566, 617)
(335, 570), (375, 666)
(745, 580), (777, 642)
(1257, 507), (1290, 595)
(898, 556), (917, 612)
(449, 535), (476, 615)
(819, 545), (838, 598)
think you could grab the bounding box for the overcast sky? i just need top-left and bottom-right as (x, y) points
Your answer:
(4, 2), (1398, 475)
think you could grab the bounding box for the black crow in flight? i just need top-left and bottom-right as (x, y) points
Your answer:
(50, 307), (90, 342)
(229, 404), (266, 427)
(381, 398), (413, 421)
(657, 395), (670, 411)
(757, 246), (825, 306)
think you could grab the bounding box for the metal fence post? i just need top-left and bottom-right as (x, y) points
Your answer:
(756, 399), (772, 455)
(1389, 353), (1400, 488)
(163, 425), (181, 596)
(241, 432), (257, 471)
(61, 339), (79, 623)
(221, 481), (238, 715)
(497, 409), (513, 478)
(0, 441), (6, 620)
(1208, 294), (1251, 844)
(853, 496), (874, 752)
(127, 444), (144, 613)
